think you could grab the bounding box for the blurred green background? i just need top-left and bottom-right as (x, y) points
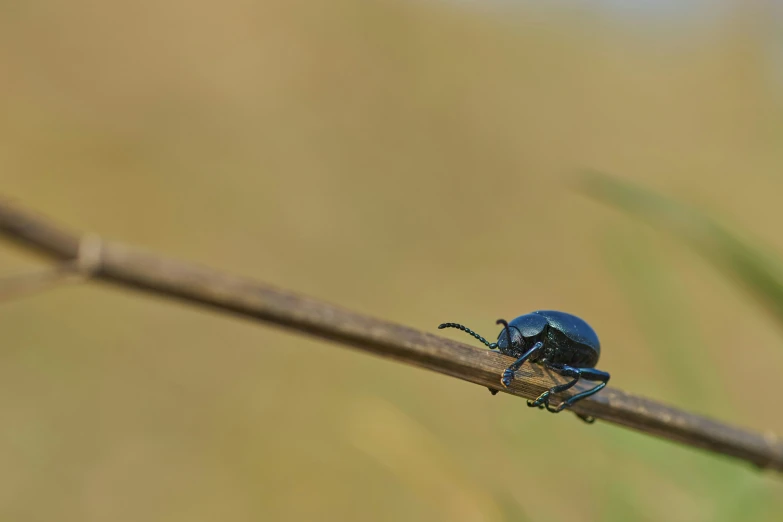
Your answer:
(2, 0), (783, 520)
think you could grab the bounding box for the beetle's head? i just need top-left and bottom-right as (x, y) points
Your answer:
(495, 319), (524, 356)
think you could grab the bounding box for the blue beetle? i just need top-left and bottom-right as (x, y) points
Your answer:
(439, 311), (610, 423)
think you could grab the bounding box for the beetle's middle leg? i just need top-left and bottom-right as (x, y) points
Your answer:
(529, 364), (610, 417)
(558, 368), (609, 411)
(528, 362), (580, 410)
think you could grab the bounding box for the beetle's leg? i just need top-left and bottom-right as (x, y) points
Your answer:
(528, 365), (609, 419)
(554, 368), (610, 412)
(527, 362), (580, 410)
(500, 341), (543, 387)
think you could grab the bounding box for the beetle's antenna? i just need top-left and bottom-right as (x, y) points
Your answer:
(496, 318), (513, 348)
(438, 322), (497, 349)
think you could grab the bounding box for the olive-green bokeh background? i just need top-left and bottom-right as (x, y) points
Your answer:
(2, 1), (783, 521)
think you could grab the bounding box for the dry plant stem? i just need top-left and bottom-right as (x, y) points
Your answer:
(1, 198), (782, 473)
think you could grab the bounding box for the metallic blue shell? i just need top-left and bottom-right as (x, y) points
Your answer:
(530, 310), (601, 357)
(496, 310), (601, 367)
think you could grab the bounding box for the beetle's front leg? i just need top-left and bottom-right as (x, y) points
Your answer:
(500, 342), (543, 387)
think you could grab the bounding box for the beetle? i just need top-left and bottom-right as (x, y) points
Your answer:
(438, 310), (609, 423)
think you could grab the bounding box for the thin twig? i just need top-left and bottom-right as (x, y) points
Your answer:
(0, 233), (101, 301)
(1, 197), (782, 473)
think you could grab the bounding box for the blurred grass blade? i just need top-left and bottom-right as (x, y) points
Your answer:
(580, 170), (783, 333)
(494, 490), (532, 522)
(602, 224), (720, 407)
